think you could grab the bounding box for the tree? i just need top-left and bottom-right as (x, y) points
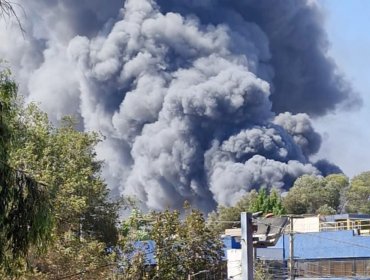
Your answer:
(10, 107), (120, 243)
(0, 1), (24, 33)
(3, 85), (121, 277)
(151, 210), (182, 279)
(254, 260), (273, 280)
(23, 238), (116, 280)
(0, 1), (16, 19)
(346, 171), (370, 214)
(179, 206), (224, 278)
(0, 68), (52, 275)
(208, 188), (285, 234)
(151, 206), (224, 279)
(119, 205), (224, 280)
(118, 209), (153, 280)
(120, 208), (151, 241)
(250, 188), (286, 215)
(283, 174), (349, 215)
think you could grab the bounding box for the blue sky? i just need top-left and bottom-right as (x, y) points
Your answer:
(313, 0), (370, 178)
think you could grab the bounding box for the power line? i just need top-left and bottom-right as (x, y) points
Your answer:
(55, 263), (115, 280)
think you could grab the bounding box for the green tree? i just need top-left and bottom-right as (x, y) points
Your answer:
(283, 174), (349, 214)
(250, 188), (286, 215)
(120, 205), (224, 280)
(120, 208), (151, 241)
(346, 171), (370, 214)
(0, 68), (52, 275)
(23, 238), (116, 280)
(151, 209), (182, 279)
(208, 188), (285, 234)
(118, 209), (153, 280)
(3, 92), (120, 277)
(151, 207), (224, 279)
(10, 107), (119, 243)
(179, 206), (224, 278)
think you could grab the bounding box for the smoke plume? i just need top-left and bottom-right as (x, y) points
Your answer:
(0, 0), (358, 210)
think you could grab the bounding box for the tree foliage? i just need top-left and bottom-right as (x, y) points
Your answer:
(9, 104), (120, 242)
(0, 0), (24, 33)
(0, 1), (17, 20)
(283, 174), (348, 214)
(10, 112), (121, 277)
(346, 171), (370, 214)
(152, 207), (224, 279)
(0, 67), (121, 278)
(119, 205), (224, 280)
(250, 188), (286, 216)
(208, 188), (285, 234)
(0, 68), (52, 275)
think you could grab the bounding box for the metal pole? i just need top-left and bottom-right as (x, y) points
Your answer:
(289, 216), (294, 280)
(241, 212), (254, 280)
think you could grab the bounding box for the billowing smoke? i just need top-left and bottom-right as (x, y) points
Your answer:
(0, 0), (358, 210)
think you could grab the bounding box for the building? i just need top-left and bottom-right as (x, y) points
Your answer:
(223, 214), (370, 279)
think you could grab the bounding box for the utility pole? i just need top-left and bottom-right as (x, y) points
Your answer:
(289, 216), (294, 280)
(241, 212), (254, 280)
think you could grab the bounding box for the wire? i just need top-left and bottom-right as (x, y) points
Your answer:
(208, 220), (241, 224)
(55, 263), (115, 280)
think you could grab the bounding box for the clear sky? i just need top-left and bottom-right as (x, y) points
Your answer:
(313, 0), (370, 178)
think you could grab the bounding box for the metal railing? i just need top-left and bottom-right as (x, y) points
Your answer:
(319, 220), (370, 234)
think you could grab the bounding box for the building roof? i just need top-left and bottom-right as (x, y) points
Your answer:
(322, 213), (370, 222)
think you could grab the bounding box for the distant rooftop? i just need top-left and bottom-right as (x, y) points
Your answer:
(224, 213), (370, 237)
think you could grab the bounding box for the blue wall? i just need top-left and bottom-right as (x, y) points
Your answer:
(223, 236), (241, 250)
(224, 230), (370, 260)
(279, 230), (370, 260)
(129, 230), (370, 264)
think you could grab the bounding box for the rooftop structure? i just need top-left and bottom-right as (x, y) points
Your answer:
(224, 214), (370, 236)
(224, 214), (370, 279)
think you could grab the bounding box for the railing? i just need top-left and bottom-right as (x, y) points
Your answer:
(319, 219), (370, 234)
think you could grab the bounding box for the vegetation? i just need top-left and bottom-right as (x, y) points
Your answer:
(0, 0), (24, 33)
(119, 205), (225, 280)
(0, 68), (120, 278)
(250, 188), (286, 215)
(283, 174), (348, 215)
(208, 188), (286, 234)
(13, 115), (120, 278)
(346, 171), (370, 214)
(0, 68), (52, 276)
(0, 1), (17, 19)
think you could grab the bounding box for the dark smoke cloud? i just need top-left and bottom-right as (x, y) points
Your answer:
(156, 0), (360, 115)
(0, 0), (350, 210)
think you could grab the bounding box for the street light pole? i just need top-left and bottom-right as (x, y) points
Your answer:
(241, 212), (254, 280)
(289, 216), (294, 280)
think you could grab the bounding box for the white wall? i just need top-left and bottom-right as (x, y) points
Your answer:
(227, 249), (242, 280)
(293, 216), (320, 233)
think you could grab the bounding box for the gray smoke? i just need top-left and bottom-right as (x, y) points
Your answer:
(0, 0), (356, 210)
